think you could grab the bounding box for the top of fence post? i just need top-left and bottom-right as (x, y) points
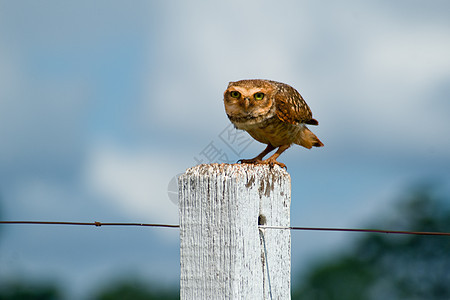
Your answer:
(179, 163), (291, 299)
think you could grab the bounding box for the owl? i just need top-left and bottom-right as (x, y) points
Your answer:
(223, 79), (323, 169)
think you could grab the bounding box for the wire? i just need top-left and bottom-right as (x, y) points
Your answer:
(260, 225), (450, 236)
(1, 221), (450, 236)
(0, 221), (179, 228)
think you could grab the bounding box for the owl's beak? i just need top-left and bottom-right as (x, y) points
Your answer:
(243, 97), (250, 109)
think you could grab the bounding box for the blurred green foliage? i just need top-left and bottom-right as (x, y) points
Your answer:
(0, 279), (178, 300)
(0, 281), (61, 300)
(292, 184), (450, 300)
(91, 279), (178, 300)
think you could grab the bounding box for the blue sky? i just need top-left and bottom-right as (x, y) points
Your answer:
(1, 0), (450, 298)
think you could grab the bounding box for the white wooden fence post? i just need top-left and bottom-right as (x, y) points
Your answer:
(179, 163), (291, 299)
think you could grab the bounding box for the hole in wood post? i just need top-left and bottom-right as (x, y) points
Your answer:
(258, 214), (266, 225)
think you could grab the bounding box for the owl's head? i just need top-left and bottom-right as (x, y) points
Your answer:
(223, 79), (276, 123)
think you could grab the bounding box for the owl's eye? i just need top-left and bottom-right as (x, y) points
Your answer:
(230, 91), (241, 98)
(254, 92), (265, 100)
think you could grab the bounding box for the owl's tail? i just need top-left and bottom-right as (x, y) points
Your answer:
(296, 127), (324, 149)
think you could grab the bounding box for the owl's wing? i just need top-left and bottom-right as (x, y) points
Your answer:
(275, 88), (319, 125)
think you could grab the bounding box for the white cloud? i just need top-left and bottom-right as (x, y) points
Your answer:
(83, 143), (181, 224)
(362, 26), (450, 87)
(346, 23), (450, 153)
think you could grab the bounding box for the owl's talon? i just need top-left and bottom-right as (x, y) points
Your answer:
(237, 157), (286, 169)
(263, 158), (286, 170)
(237, 158), (263, 164)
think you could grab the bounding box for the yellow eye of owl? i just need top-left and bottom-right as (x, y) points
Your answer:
(230, 91), (241, 98)
(254, 92), (265, 100)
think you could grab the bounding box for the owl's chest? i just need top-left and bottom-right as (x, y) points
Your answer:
(235, 117), (302, 147)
